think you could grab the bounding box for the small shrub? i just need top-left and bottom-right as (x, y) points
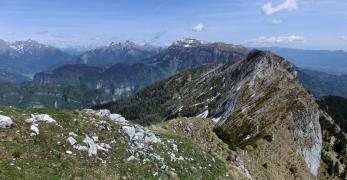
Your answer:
(263, 134), (273, 142)
(289, 167), (297, 175)
(12, 149), (22, 158)
(262, 163), (268, 169)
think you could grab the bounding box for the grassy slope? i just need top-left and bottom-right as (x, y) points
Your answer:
(0, 106), (231, 179)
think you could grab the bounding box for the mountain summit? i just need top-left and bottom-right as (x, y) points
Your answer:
(96, 50), (326, 179)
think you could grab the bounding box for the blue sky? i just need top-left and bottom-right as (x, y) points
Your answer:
(0, 0), (347, 50)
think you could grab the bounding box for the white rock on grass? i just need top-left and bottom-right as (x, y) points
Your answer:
(67, 135), (112, 156)
(68, 132), (78, 137)
(66, 150), (73, 154)
(67, 137), (77, 145)
(85, 109), (110, 118)
(83, 136), (98, 157)
(122, 126), (136, 140)
(73, 144), (88, 151)
(109, 114), (128, 123)
(127, 155), (137, 161)
(85, 109), (128, 124)
(95, 121), (112, 131)
(172, 144), (178, 152)
(30, 124), (39, 136)
(25, 114), (57, 136)
(0, 115), (13, 128)
(25, 114), (56, 124)
(97, 143), (111, 152)
(144, 131), (161, 143)
(121, 124), (162, 162)
(122, 125), (161, 144)
(92, 136), (99, 142)
(95, 109), (111, 118)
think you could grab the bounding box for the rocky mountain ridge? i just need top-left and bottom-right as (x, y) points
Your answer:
(298, 69), (347, 99)
(0, 48), (346, 179)
(95, 50), (333, 179)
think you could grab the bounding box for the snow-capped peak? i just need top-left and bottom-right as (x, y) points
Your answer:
(174, 38), (205, 47)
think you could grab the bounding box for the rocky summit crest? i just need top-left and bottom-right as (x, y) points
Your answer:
(97, 50), (324, 179)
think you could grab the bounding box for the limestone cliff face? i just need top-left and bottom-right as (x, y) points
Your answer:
(210, 51), (323, 179)
(97, 50), (323, 179)
(227, 86), (322, 179)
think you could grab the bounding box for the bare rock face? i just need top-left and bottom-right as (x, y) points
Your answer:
(107, 50), (323, 179)
(210, 51), (322, 179)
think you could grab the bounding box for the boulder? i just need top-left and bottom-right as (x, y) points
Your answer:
(0, 115), (13, 128)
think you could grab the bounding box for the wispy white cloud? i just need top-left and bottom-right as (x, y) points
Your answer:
(271, 19), (283, 25)
(152, 31), (167, 40)
(247, 35), (305, 44)
(340, 36), (347, 41)
(35, 31), (49, 35)
(262, 0), (298, 15)
(192, 23), (205, 32)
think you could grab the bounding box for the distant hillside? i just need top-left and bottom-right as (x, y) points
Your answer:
(0, 69), (28, 84)
(0, 39), (75, 78)
(297, 68), (347, 98)
(263, 47), (347, 75)
(318, 96), (347, 133)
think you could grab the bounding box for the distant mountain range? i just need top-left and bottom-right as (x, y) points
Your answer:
(0, 39), (164, 83)
(298, 68), (347, 98)
(76, 40), (163, 67)
(0, 39), (347, 108)
(262, 47), (347, 75)
(0, 39), (74, 80)
(0, 39), (250, 108)
(318, 96), (347, 133)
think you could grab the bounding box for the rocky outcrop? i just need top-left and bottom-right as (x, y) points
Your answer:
(102, 50), (323, 179)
